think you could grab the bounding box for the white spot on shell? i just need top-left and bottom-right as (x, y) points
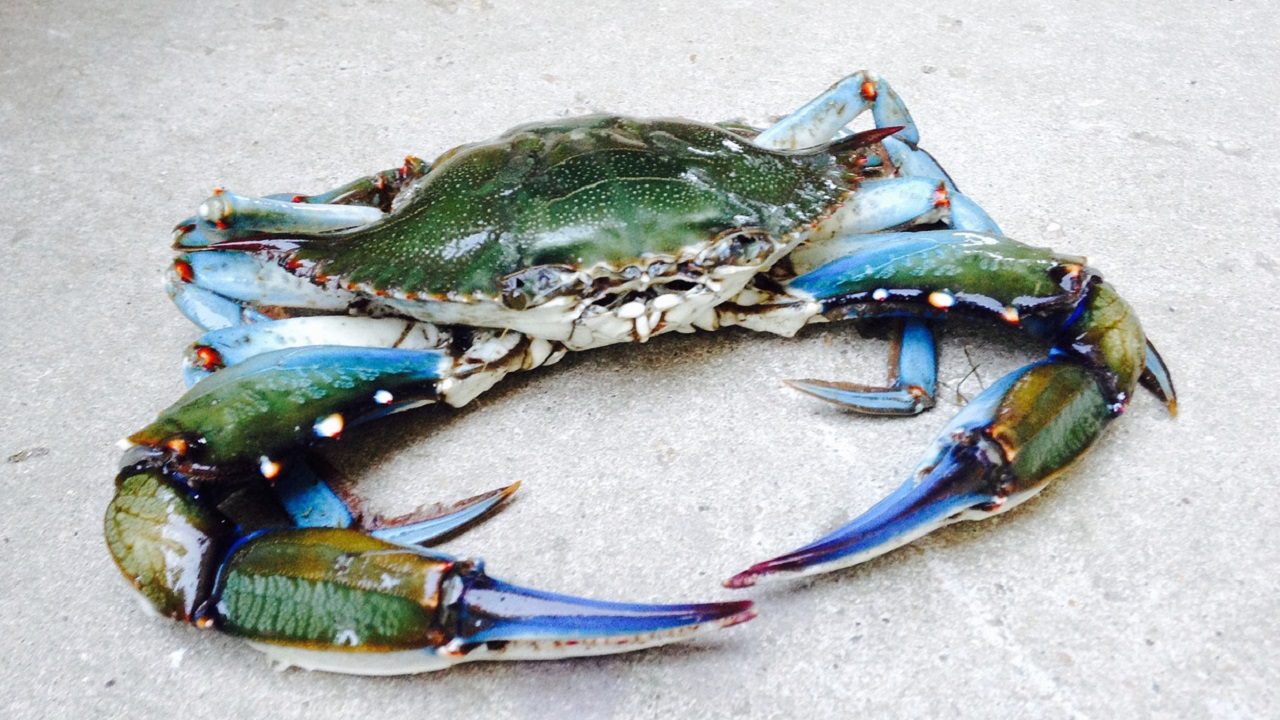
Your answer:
(872, 288), (889, 301)
(928, 291), (955, 309)
(373, 389), (394, 405)
(314, 413), (345, 438)
(259, 456), (282, 480)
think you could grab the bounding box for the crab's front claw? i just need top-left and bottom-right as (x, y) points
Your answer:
(726, 359), (1115, 588)
(126, 346), (448, 483)
(212, 529), (754, 675)
(444, 573), (756, 663)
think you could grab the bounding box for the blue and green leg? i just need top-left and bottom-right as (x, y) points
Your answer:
(725, 230), (1177, 586)
(751, 71), (1002, 416)
(111, 339), (754, 672)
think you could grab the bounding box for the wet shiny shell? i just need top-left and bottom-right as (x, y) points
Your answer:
(294, 115), (857, 298)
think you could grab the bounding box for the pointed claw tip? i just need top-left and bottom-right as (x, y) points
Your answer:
(693, 599), (756, 627)
(1166, 397), (1178, 418)
(719, 603), (758, 628)
(782, 377), (831, 397)
(829, 125), (906, 155)
(722, 568), (764, 589)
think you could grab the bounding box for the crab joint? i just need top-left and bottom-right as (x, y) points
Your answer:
(931, 182), (951, 208)
(173, 258), (196, 284)
(860, 80), (878, 101)
(192, 345), (224, 371)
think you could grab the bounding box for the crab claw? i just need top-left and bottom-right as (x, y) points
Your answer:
(726, 357), (1118, 588)
(214, 528), (754, 674)
(724, 432), (1007, 588)
(441, 573), (756, 663)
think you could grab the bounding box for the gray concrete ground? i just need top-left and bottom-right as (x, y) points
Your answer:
(1, 1), (1276, 718)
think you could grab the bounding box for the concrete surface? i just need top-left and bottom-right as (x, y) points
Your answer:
(1, 1), (1276, 718)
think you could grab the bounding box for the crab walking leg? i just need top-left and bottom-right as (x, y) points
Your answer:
(782, 161), (995, 415)
(750, 82), (997, 413)
(752, 72), (999, 237)
(773, 142), (998, 414)
(754, 71), (919, 149)
(270, 455), (521, 546)
(181, 316), (565, 402)
(166, 249), (363, 332)
(106, 471), (755, 675)
(171, 250), (360, 312)
(786, 319), (937, 416)
(724, 230), (1177, 586)
(167, 280), (271, 332)
(180, 316), (450, 386)
(173, 157), (429, 248)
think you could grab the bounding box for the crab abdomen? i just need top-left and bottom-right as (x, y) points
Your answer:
(293, 116), (856, 297)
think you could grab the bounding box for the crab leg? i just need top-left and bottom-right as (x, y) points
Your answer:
(271, 455), (520, 545)
(167, 280), (271, 332)
(110, 340), (754, 673)
(786, 318), (937, 416)
(724, 230), (1176, 586)
(125, 346), (452, 483)
(107, 471), (754, 675)
(745, 76), (1001, 408)
(180, 316), (448, 386)
(166, 249), (362, 331)
(173, 157), (429, 248)
(170, 250), (359, 313)
(754, 71), (920, 149)
(753, 70), (1001, 237)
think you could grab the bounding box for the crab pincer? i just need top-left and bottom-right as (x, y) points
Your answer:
(108, 342), (754, 673)
(724, 231), (1176, 587)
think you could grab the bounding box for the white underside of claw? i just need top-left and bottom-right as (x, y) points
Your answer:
(245, 606), (752, 676)
(248, 641), (455, 676)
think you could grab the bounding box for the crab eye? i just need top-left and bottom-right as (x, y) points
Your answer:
(499, 266), (578, 310)
(718, 229), (774, 265)
(500, 279), (530, 310)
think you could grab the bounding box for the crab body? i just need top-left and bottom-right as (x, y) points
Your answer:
(107, 72), (1177, 675)
(219, 115), (874, 350)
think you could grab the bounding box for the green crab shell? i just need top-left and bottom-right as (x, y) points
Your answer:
(283, 116), (860, 347)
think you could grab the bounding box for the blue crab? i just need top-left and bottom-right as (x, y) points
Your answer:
(106, 72), (1177, 674)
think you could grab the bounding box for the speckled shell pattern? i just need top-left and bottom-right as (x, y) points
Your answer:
(289, 115), (859, 299)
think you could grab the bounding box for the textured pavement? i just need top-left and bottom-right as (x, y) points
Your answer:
(1, 1), (1277, 718)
